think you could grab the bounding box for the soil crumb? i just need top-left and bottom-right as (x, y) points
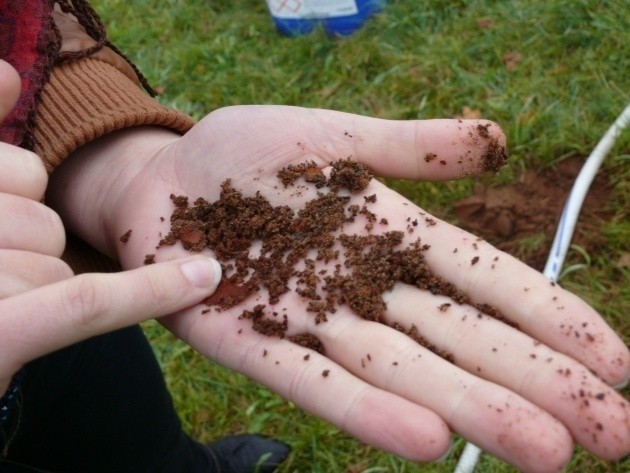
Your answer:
(278, 161), (323, 188)
(481, 138), (508, 173)
(239, 304), (288, 338)
(119, 229), (132, 243)
(288, 333), (325, 353)
(328, 158), (372, 192)
(392, 323), (455, 363)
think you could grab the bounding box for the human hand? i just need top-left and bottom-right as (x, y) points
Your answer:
(48, 105), (630, 472)
(0, 60), (222, 397)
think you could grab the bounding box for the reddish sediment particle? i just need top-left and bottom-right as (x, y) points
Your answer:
(178, 224), (204, 246)
(119, 229), (132, 243)
(203, 278), (256, 308)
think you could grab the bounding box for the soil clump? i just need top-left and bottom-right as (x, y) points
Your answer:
(156, 158), (506, 363)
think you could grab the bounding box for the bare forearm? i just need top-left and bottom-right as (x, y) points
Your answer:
(46, 126), (180, 259)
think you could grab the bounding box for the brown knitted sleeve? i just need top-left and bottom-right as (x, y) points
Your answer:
(33, 57), (195, 173)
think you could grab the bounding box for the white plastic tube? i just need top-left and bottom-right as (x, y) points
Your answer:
(453, 103), (630, 473)
(453, 443), (482, 473)
(543, 103), (630, 281)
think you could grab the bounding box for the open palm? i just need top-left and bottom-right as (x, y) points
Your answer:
(64, 106), (630, 472)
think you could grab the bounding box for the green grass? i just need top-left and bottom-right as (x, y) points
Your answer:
(92, 1), (628, 471)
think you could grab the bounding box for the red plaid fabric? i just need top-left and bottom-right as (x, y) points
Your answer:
(0, 0), (55, 148)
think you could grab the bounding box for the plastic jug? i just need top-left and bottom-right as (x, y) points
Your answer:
(265, 0), (385, 37)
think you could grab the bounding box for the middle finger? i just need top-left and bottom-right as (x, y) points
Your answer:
(0, 249), (73, 298)
(0, 193), (66, 256)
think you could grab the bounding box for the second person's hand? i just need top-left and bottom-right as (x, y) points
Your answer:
(0, 59), (223, 397)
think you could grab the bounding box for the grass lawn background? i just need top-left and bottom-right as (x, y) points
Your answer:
(92, 1), (628, 471)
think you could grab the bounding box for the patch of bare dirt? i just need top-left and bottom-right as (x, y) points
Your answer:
(452, 157), (613, 270)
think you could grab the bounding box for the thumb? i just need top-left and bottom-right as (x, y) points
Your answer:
(0, 59), (21, 123)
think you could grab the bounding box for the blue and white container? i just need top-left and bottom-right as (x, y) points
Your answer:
(265, 0), (385, 37)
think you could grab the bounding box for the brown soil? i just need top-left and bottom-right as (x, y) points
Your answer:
(155, 158), (512, 363)
(392, 323), (455, 364)
(471, 121), (508, 173)
(452, 157), (613, 270)
(119, 229), (132, 243)
(288, 333), (325, 353)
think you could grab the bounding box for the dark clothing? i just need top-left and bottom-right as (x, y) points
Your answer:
(0, 326), (213, 473)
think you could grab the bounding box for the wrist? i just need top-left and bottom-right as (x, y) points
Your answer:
(46, 126), (180, 258)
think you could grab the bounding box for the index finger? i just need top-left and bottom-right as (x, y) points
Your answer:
(195, 106), (508, 182)
(307, 108), (508, 180)
(0, 256), (221, 387)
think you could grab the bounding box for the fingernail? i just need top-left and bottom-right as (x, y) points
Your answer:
(181, 257), (222, 290)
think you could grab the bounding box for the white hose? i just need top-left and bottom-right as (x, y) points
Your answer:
(543, 103), (630, 281)
(453, 442), (482, 473)
(453, 102), (630, 473)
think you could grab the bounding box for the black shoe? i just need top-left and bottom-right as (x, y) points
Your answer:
(205, 434), (291, 473)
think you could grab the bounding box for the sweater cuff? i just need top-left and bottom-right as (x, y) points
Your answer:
(33, 57), (195, 172)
